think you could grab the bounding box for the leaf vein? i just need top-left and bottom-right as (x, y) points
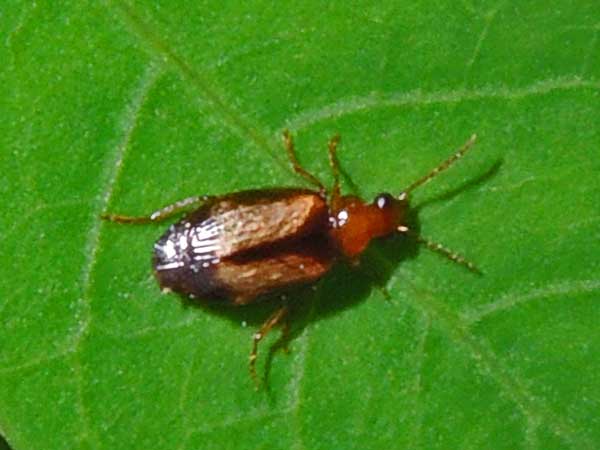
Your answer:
(0, 348), (72, 374)
(70, 61), (162, 449)
(94, 316), (198, 339)
(5, 2), (38, 58)
(461, 279), (600, 325)
(463, 1), (505, 84)
(285, 76), (600, 131)
(109, 1), (287, 171)
(408, 314), (430, 449)
(176, 345), (200, 450)
(401, 281), (594, 448)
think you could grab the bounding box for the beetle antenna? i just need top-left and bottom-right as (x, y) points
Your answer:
(416, 234), (480, 274)
(401, 134), (477, 196)
(398, 226), (480, 273)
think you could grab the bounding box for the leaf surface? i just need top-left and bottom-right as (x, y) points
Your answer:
(1, 1), (599, 449)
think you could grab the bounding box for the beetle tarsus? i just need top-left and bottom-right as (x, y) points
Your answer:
(283, 130), (327, 194)
(249, 305), (289, 390)
(327, 134), (342, 204)
(101, 196), (209, 224)
(100, 213), (152, 224)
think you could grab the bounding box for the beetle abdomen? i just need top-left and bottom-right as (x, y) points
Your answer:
(152, 188), (333, 303)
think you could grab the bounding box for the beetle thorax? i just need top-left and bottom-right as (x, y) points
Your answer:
(328, 194), (407, 258)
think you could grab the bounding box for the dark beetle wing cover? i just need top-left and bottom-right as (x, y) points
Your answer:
(153, 189), (334, 302)
(216, 235), (335, 304)
(185, 189), (328, 260)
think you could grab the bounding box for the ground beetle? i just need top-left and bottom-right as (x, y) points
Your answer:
(102, 131), (479, 386)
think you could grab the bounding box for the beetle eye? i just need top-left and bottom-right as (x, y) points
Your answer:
(375, 193), (394, 209)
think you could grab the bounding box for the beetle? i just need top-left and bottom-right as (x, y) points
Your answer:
(102, 130), (479, 386)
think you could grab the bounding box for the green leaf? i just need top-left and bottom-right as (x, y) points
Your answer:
(1, 1), (599, 449)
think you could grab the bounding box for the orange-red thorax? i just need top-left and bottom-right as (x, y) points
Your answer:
(328, 193), (408, 259)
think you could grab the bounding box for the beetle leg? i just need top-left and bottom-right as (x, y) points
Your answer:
(349, 258), (392, 301)
(268, 315), (292, 354)
(101, 196), (210, 224)
(282, 130), (326, 195)
(249, 305), (289, 389)
(280, 319), (291, 353)
(327, 134), (342, 207)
